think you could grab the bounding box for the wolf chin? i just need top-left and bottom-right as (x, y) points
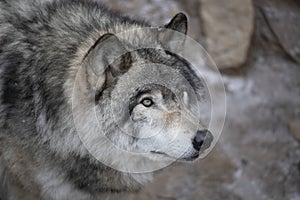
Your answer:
(0, 0), (213, 199)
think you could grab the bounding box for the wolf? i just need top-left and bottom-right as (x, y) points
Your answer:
(0, 0), (213, 199)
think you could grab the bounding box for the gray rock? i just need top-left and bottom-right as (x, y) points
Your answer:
(289, 120), (300, 142)
(199, 0), (254, 69)
(260, 0), (300, 64)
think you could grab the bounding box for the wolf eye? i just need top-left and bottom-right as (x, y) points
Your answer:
(141, 98), (153, 107)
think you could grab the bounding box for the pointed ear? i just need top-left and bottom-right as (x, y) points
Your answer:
(159, 12), (188, 51)
(82, 33), (131, 81)
(165, 12), (188, 35)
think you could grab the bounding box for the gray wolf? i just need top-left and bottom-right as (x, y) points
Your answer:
(0, 0), (213, 199)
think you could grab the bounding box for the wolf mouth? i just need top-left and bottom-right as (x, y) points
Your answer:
(150, 150), (168, 156)
(150, 150), (199, 161)
(150, 150), (176, 160)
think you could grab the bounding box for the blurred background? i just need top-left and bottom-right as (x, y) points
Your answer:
(100, 0), (300, 199)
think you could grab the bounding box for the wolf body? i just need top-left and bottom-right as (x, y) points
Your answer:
(0, 0), (212, 199)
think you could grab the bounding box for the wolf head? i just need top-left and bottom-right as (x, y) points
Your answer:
(72, 13), (213, 170)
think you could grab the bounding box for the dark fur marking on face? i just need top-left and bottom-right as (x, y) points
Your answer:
(94, 52), (133, 103)
(127, 84), (178, 116)
(164, 50), (201, 88)
(95, 80), (107, 103)
(128, 88), (152, 115)
(136, 48), (204, 94)
(108, 51), (133, 77)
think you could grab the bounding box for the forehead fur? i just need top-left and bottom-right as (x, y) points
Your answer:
(129, 48), (204, 97)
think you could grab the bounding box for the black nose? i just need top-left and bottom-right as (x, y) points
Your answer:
(192, 130), (209, 151)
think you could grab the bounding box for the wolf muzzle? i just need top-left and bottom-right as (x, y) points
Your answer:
(192, 129), (213, 151)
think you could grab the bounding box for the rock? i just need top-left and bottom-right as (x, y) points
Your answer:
(199, 0), (254, 69)
(260, 0), (300, 64)
(289, 119), (300, 142)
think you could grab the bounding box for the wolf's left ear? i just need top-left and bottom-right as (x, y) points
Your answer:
(83, 33), (131, 76)
(81, 33), (132, 90)
(159, 12), (188, 51)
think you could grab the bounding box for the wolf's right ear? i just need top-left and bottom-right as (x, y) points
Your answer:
(159, 12), (188, 52)
(82, 33), (131, 85)
(164, 12), (188, 35)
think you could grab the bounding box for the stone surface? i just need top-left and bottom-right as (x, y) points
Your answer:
(289, 120), (300, 142)
(199, 0), (254, 69)
(260, 0), (300, 64)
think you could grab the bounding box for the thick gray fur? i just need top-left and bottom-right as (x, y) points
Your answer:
(0, 0), (208, 199)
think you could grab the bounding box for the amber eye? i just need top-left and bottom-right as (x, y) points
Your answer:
(141, 98), (153, 107)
